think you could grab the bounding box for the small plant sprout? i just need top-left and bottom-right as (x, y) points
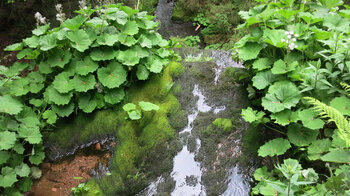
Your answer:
(281, 30), (299, 51)
(55, 4), (66, 23)
(34, 12), (47, 26)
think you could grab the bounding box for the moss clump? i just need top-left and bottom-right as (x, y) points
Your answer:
(213, 118), (232, 133)
(44, 109), (122, 160)
(171, 4), (191, 21)
(169, 61), (185, 78)
(84, 62), (186, 195)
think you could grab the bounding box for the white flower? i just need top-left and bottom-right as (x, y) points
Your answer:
(83, 6), (87, 9)
(287, 35), (292, 39)
(56, 13), (60, 18)
(289, 31), (294, 35)
(55, 4), (62, 10)
(35, 12), (42, 19)
(285, 31), (289, 35)
(286, 40), (290, 43)
(294, 33), (299, 37)
(292, 38), (296, 42)
(281, 38), (285, 42)
(40, 17), (46, 24)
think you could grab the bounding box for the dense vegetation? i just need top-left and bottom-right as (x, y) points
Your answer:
(0, 2), (172, 195)
(236, 0), (350, 195)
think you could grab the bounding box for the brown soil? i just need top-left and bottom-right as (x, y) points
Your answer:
(27, 145), (110, 196)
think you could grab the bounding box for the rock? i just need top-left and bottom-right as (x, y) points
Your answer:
(51, 188), (57, 192)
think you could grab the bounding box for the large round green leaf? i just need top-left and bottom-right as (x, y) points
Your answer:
(262, 81), (301, 113)
(117, 48), (140, 66)
(62, 15), (87, 30)
(66, 29), (92, 52)
(136, 65), (149, 80)
(52, 72), (74, 93)
(104, 88), (125, 104)
(42, 110), (57, 125)
(238, 42), (263, 61)
(15, 163), (30, 177)
(0, 95), (23, 115)
(90, 47), (118, 61)
(18, 125), (42, 144)
(78, 94), (97, 113)
(4, 62), (29, 77)
(139, 101), (159, 111)
(252, 70), (279, 90)
(39, 33), (57, 51)
(23, 36), (39, 48)
(72, 74), (96, 92)
(258, 138), (291, 157)
(27, 72), (45, 93)
(0, 167), (18, 188)
(96, 33), (119, 46)
(270, 109), (299, 126)
(52, 102), (75, 117)
(120, 35), (137, 46)
(97, 61), (127, 88)
(44, 85), (73, 105)
(287, 123), (318, 146)
(0, 131), (16, 150)
(72, 56), (99, 76)
(330, 96), (350, 116)
(122, 21), (139, 35)
(47, 49), (72, 68)
(299, 109), (325, 130)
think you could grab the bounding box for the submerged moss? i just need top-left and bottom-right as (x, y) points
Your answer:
(213, 118), (232, 133)
(83, 62), (186, 195)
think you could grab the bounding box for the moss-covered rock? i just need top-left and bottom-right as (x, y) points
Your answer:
(213, 118), (232, 133)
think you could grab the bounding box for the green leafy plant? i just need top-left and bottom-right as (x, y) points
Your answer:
(0, 2), (172, 194)
(123, 101), (159, 120)
(71, 182), (89, 195)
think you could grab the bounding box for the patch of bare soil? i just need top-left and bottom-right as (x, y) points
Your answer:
(27, 145), (111, 196)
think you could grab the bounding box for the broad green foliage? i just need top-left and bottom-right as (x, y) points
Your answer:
(236, 0), (350, 195)
(123, 102), (159, 120)
(1, 3), (172, 194)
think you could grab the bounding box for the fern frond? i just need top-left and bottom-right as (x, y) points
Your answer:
(304, 97), (350, 147)
(340, 82), (350, 96)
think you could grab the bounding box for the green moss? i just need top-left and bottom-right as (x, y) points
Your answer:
(171, 5), (191, 21)
(213, 118), (232, 133)
(84, 63), (182, 195)
(139, 0), (158, 14)
(168, 61), (185, 78)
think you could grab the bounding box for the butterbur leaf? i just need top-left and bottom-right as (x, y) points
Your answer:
(90, 47), (117, 61)
(17, 48), (33, 59)
(287, 123), (318, 146)
(252, 58), (274, 71)
(241, 107), (265, 123)
(73, 56), (99, 76)
(97, 33), (119, 46)
(120, 35), (137, 46)
(157, 48), (171, 58)
(38, 61), (53, 74)
(23, 36), (39, 48)
(139, 101), (159, 111)
(0, 131), (16, 150)
(0, 151), (10, 164)
(299, 109), (325, 130)
(117, 49), (141, 66)
(5, 62), (29, 77)
(29, 145), (45, 165)
(97, 61), (127, 88)
(238, 42), (263, 61)
(18, 125), (42, 144)
(321, 149), (350, 163)
(86, 17), (108, 28)
(122, 21), (139, 35)
(18, 177), (32, 192)
(72, 74), (96, 92)
(104, 88), (125, 104)
(263, 29), (286, 48)
(42, 110), (57, 124)
(32, 24), (49, 36)
(308, 139), (331, 160)
(62, 15), (87, 30)
(262, 81), (301, 113)
(15, 163), (30, 177)
(330, 96), (350, 116)
(52, 102), (75, 117)
(254, 167), (272, 181)
(0, 167), (17, 188)
(136, 65), (149, 80)
(78, 94), (97, 113)
(39, 33), (57, 51)
(123, 103), (136, 111)
(128, 110), (142, 120)
(271, 109), (299, 126)
(44, 85), (73, 105)
(30, 166), (42, 178)
(0, 95), (23, 115)
(4, 43), (23, 51)
(258, 138), (291, 157)
(66, 29), (92, 52)
(252, 70), (279, 90)
(47, 49), (72, 68)
(8, 78), (30, 96)
(14, 142), (25, 154)
(120, 5), (138, 17)
(139, 34), (152, 48)
(53, 72), (74, 93)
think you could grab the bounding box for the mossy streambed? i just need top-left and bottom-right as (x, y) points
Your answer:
(33, 47), (260, 196)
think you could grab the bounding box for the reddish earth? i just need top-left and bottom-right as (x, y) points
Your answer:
(27, 145), (110, 196)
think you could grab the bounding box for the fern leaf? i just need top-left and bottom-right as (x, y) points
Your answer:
(340, 82), (350, 96)
(304, 97), (350, 147)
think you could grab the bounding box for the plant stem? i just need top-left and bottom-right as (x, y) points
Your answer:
(264, 124), (285, 135)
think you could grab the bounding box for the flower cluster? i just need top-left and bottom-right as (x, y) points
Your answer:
(34, 12), (47, 26)
(281, 31), (299, 50)
(55, 4), (66, 23)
